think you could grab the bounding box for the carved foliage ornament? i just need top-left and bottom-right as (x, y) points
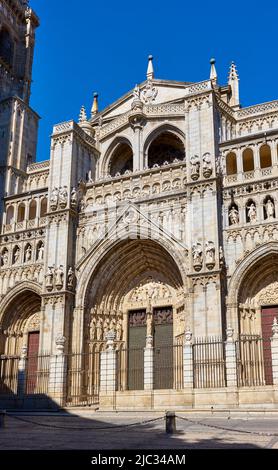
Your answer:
(141, 80), (158, 104)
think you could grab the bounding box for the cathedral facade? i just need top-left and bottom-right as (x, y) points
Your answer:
(1, 0), (278, 409)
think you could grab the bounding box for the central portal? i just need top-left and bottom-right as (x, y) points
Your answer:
(127, 306), (174, 390)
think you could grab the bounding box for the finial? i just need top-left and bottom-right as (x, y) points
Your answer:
(228, 61), (239, 81)
(210, 57), (217, 81)
(91, 92), (99, 117)
(228, 61), (240, 108)
(147, 55), (154, 80)
(79, 105), (87, 123)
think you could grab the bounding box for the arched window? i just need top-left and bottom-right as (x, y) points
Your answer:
(226, 152), (237, 175)
(40, 197), (48, 217)
(109, 142), (133, 177)
(242, 148), (254, 172)
(260, 144), (272, 168)
(148, 131), (185, 168)
(246, 199), (257, 223)
(263, 196), (275, 220)
(0, 28), (14, 66)
(6, 206), (14, 224)
(17, 203), (25, 222)
(29, 200), (37, 220)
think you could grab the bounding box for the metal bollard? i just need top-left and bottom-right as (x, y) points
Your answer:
(0, 411), (6, 429)
(165, 411), (176, 434)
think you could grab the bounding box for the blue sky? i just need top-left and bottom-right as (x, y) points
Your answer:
(30, 0), (278, 162)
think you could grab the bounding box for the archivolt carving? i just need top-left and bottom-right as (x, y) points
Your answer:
(26, 312), (41, 332)
(258, 281), (278, 306)
(128, 278), (173, 303)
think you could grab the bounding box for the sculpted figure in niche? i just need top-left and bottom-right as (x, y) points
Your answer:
(25, 245), (32, 262)
(229, 205), (239, 225)
(192, 243), (203, 264)
(45, 267), (53, 289)
(116, 321), (122, 341)
(96, 318), (103, 341)
(13, 247), (20, 264)
(2, 249), (9, 266)
(103, 317), (110, 338)
(38, 243), (44, 261)
(247, 202), (257, 223)
(264, 198), (275, 219)
(71, 188), (78, 207)
(90, 317), (96, 341)
(190, 155), (200, 180)
(67, 267), (75, 288)
(205, 241), (215, 269)
(59, 186), (68, 208)
(50, 187), (59, 210)
(203, 152), (212, 178)
(55, 266), (64, 288)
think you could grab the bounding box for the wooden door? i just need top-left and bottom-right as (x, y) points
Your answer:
(26, 331), (40, 394)
(153, 307), (173, 389)
(261, 306), (278, 385)
(128, 310), (146, 390)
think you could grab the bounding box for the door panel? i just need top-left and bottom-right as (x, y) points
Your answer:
(261, 306), (278, 385)
(128, 310), (146, 390)
(153, 307), (173, 389)
(26, 331), (40, 394)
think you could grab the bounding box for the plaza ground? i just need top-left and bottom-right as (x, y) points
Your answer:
(1, 410), (278, 449)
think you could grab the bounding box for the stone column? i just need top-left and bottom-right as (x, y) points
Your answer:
(225, 326), (237, 387)
(48, 334), (67, 406)
(129, 99), (145, 171)
(100, 331), (117, 393)
(271, 317), (278, 386)
(144, 335), (154, 390)
(17, 345), (28, 396)
(183, 328), (193, 388)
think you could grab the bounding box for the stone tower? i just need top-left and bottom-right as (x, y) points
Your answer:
(0, 0), (39, 205)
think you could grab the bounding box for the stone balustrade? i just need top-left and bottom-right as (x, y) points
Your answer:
(84, 162), (187, 209)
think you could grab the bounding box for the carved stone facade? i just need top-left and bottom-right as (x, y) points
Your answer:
(1, 3), (278, 411)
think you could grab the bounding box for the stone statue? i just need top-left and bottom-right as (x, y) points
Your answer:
(146, 312), (153, 337)
(192, 243), (203, 270)
(59, 186), (68, 208)
(87, 170), (94, 183)
(229, 206), (239, 225)
(25, 245), (32, 262)
(133, 84), (141, 101)
(2, 250), (9, 266)
(38, 243), (44, 261)
(116, 321), (122, 341)
(71, 188), (78, 208)
(54, 266), (64, 289)
(247, 202), (257, 223)
(103, 317), (110, 337)
(205, 241), (215, 269)
(203, 152), (212, 178)
(190, 155), (200, 180)
(45, 267), (53, 290)
(219, 246), (224, 266)
(67, 267), (75, 288)
(13, 247), (20, 264)
(96, 318), (103, 341)
(265, 199), (275, 219)
(90, 317), (96, 341)
(50, 187), (59, 210)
